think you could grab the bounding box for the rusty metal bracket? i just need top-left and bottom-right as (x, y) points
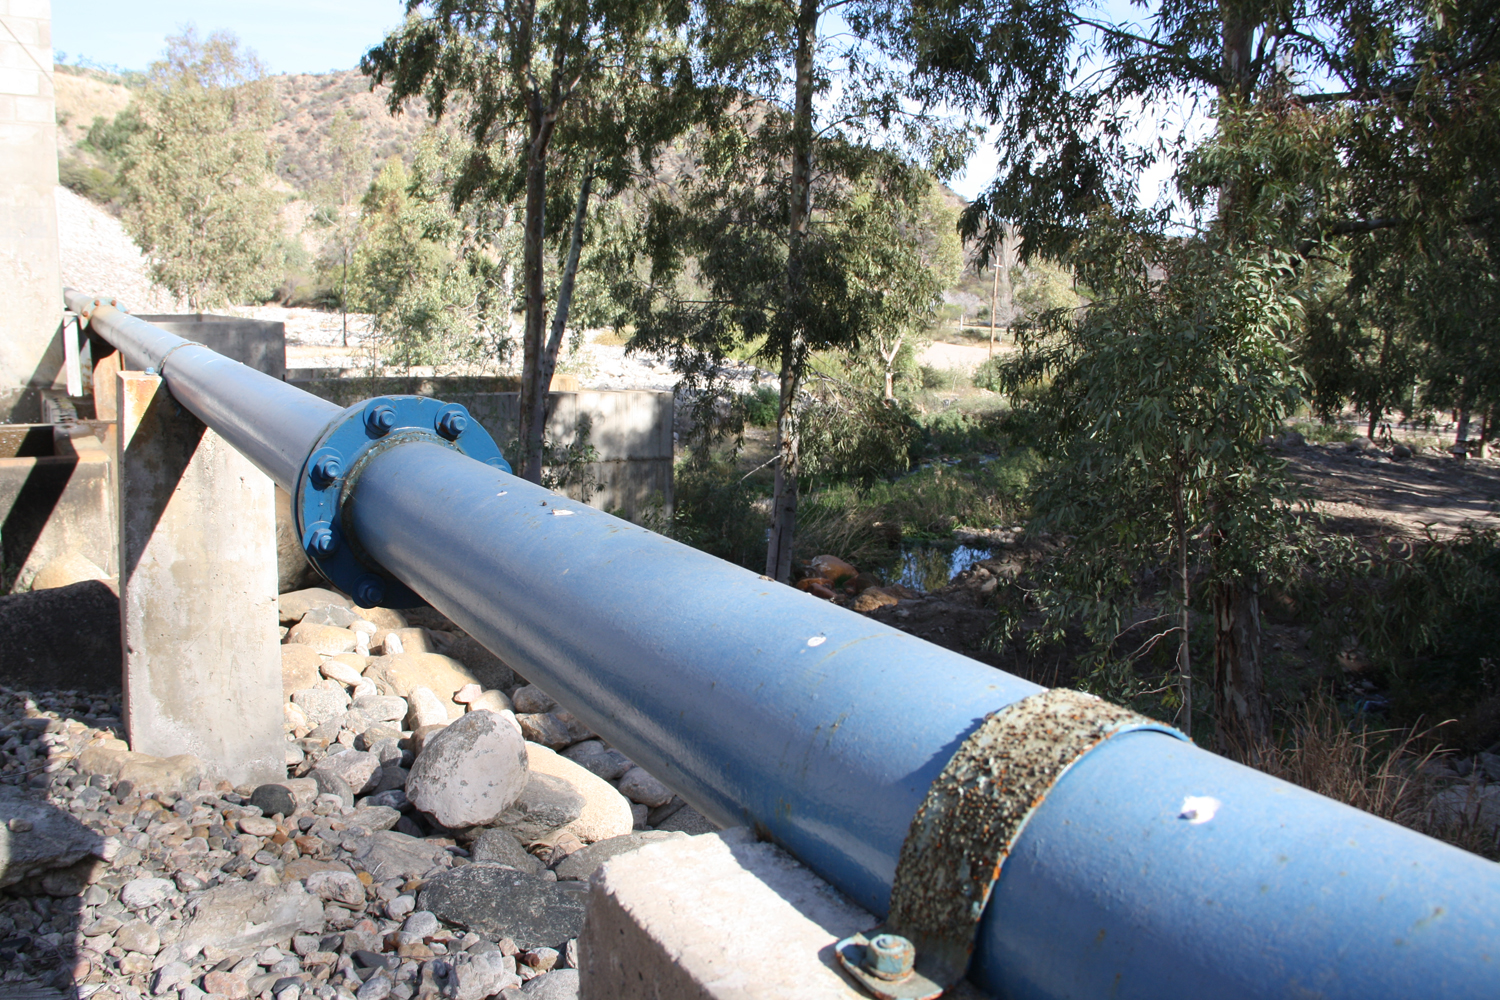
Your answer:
(837, 688), (1186, 998)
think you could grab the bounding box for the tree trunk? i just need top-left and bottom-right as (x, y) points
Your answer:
(517, 99), (557, 484)
(1454, 377), (1472, 457)
(765, 0), (818, 583)
(1172, 471), (1192, 739)
(989, 258), (999, 358)
(881, 333), (903, 401)
(1213, 577), (1269, 747)
(523, 160), (596, 483)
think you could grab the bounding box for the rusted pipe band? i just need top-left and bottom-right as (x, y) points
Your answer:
(862, 689), (1185, 995)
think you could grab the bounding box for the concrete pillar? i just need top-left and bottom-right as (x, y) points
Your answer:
(0, 0), (62, 423)
(117, 371), (284, 786)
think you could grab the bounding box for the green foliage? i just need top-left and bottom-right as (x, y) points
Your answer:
(741, 385), (779, 426)
(116, 28), (280, 309)
(667, 457), (770, 570)
(352, 139), (511, 370)
(798, 378), (921, 486)
(1328, 530), (1500, 740)
(993, 228), (1311, 706)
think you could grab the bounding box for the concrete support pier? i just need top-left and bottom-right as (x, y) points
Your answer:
(0, 0), (62, 423)
(117, 371), (284, 786)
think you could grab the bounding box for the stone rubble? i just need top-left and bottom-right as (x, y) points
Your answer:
(0, 588), (722, 999)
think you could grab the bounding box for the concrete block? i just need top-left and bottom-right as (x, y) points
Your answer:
(117, 372), (283, 786)
(579, 829), (874, 999)
(135, 315), (286, 379)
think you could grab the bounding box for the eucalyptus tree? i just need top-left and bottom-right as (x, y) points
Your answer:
(613, 0), (972, 581)
(363, 0), (710, 482)
(118, 28), (280, 310)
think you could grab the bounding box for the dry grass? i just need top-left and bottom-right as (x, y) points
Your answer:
(1229, 695), (1500, 861)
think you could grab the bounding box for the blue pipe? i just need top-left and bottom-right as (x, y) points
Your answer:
(71, 296), (1500, 997)
(346, 441), (1500, 999)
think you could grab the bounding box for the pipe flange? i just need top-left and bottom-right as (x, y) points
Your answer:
(836, 689), (1186, 997)
(295, 395), (511, 608)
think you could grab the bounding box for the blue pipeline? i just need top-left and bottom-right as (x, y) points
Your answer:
(72, 296), (1500, 998)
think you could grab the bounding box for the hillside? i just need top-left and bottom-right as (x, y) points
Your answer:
(268, 70), (430, 190)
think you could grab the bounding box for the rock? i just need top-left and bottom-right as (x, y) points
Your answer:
(522, 947), (559, 973)
(512, 685), (557, 715)
(320, 658), (366, 687)
(518, 713), (587, 749)
(470, 828), (544, 874)
(204, 969), (251, 999)
(363, 653), (477, 716)
(279, 588), (351, 625)
(407, 710), (530, 829)
(121, 876), (175, 909)
(116, 752), (203, 798)
(429, 631), (519, 692)
(844, 571), (882, 595)
(116, 918), (161, 954)
(353, 695), (408, 724)
(521, 969), (580, 999)
(302, 605), (362, 628)
(448, 951), (522, 1000)
(1428, 783), (1500, 832)
(239, 815), (278, 837)
(561, 741), (632, 782)
(283, 777), (321, 810)
(287, 622), (359, 655)
(494, 773), (587, 844)
(455, 683), (483, 704)
(0, 799), (103, 888)
(470, 689), (513, 714)
(31, 550), (110, 590)
(419, 864), (588, 949)
(76, 738), (131, 779)
(407, 686), (451, 730)
(348, 830), (450, 880)
(525, 743), (633, 844)
(292, 687), (352, 728)
(282, 644), (324, 699)
(351, 804), (403, 831)
(153, 961), (192, 993)
(1393, 442), (1414, 459)
(250, 784), (298, 819)
(314, 750), (381, 796)
(852, 587), (899, 612)
(312, 769), (354, 810)
(181, 881), (325, 954)
(808, 554), (857, 582)
(355, 605), (408, 630)
(284, 702), (310, 733)
(656, 805), (717, 835)
(379, 627), (435, 656)
(618, 768), (673, 809)
(552, 831), (686, 881)
(365, 789), (410, 811)
(305, 870), (365, 906)
(403, 910), (440, 937)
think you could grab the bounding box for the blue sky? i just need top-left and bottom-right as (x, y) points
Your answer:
(53, 1), (410, 78)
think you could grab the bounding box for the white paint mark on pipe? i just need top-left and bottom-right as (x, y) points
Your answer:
(551, 509), (575, 516)
(808, 635), (827, 647)
(1179, 795), (1221, 824)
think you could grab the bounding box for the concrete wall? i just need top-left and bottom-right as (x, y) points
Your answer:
(0, 422), (114, 590)
(132, 315), (287, 380)
(0, 0), (61, 424)
(291, 380), (675, 519)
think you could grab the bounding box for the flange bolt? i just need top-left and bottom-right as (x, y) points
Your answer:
(365, 403), (397, 436)
(436, 409), (469, 440)
(307, 526), (336, 556)
(354, 574), (386, 608)
(864, 933), (915, 982)
(312, 454), (343, 487)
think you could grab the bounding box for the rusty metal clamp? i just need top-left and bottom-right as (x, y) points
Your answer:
(836, 688), (1186, 999)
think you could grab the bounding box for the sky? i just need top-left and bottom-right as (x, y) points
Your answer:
(50, 0), (1195, 205)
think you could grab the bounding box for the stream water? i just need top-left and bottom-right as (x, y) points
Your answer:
(881, 544), (993, 593)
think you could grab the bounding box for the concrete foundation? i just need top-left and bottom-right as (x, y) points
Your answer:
(580, 829), (875, 1000)
(0, 0), (63, 424)
(133, 314), (287, 380)
(116, 371), (283, 785)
